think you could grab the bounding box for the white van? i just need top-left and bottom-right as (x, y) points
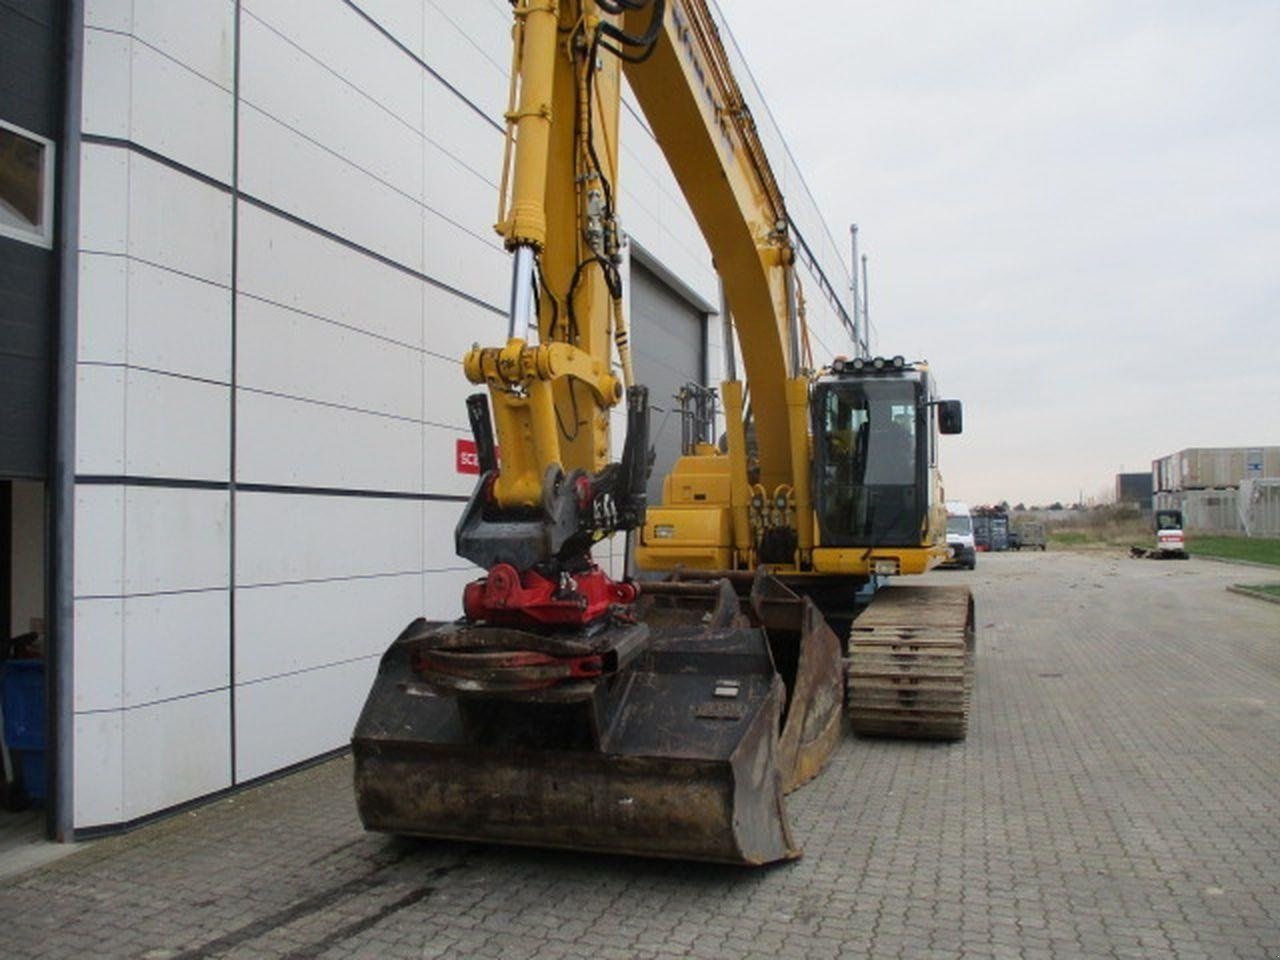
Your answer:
(944, 500), (976, 569)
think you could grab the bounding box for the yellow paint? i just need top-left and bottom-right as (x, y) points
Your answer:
(636, 503), (733, 571)
(811, 546), (948, 577)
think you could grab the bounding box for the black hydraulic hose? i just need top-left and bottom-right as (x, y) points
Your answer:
(596, 0), (650, 13)
(584, 31), (616, 213)
(600, 0), (664, 48)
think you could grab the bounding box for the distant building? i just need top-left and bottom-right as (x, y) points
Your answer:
(1115, 473), (1153, 511)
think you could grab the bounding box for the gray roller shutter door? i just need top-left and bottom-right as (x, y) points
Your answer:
(629, 260), (706, 507)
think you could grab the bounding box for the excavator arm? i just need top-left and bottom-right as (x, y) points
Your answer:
(458, 0), (813, 600)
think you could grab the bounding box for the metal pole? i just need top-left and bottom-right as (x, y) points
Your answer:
(849, 224), (861, 356)
(51, 0), (86, 842)
(860, 254), (870, 351)
(508, 246), (537, 341)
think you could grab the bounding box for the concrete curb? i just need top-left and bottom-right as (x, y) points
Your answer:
(1193, 553), (1280, 571)
(1226, 584), (1280, 606)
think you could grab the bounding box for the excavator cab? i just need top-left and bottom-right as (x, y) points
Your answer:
(811, 359), (960, 549)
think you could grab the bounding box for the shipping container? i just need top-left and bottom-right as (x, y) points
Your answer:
(1159, 447), (1280, 491)
(989, 515), (1010, 552)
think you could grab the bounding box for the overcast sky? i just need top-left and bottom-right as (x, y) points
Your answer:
(720, 0), (1280, 506)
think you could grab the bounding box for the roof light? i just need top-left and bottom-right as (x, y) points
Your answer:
(872, 357), (886, 370)
(892, 355), (905, 369)
(851, 357), (867, 371)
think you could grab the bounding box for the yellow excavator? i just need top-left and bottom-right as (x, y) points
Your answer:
(352, 0), (973, 865)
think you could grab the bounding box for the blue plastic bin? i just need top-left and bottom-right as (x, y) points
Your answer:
(13, 749), (45, 800)
(2, 659), (46, 800)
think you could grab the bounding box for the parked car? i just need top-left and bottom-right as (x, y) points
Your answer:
(944, 501), (977, 569)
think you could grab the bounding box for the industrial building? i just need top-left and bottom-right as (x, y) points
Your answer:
(1114, 472), (1153, 512)
(1151, 447), (1280, 536)
(0, 1), (860, 839)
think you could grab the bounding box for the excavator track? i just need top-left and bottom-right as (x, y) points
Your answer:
(845, 585), (975, 741)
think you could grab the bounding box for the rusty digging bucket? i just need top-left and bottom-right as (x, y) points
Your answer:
(352, 571), (844, 866)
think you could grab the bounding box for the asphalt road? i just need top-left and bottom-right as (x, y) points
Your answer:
(2, 550), (1277, 959)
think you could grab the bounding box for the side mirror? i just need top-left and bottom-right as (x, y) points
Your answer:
(938, 400), (963, 435)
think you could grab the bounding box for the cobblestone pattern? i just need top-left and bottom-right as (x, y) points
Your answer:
(2, 551), (1278, 959)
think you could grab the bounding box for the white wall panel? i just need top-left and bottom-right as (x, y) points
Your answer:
(78, 144), (129, 253)
(130, 0), (235, 89)
(237, 296), (422, 420)
(428, 0), (510, 68)
(126, 259), (232, 383)
(242, 0), (423, 129)
(422, 3), (507, 125)
(240, 13), (425, 201)
(423, 139), (500, 251)
(128, 38), (234, 183)
(422, 77), (502, 188)
(75, 365), (125, 475)
(236, 391), (423, 494)
(422, 283), (503, 363)
(236, 493), (422, 586)
(74, 712), (123, 827)
(236, 203), (424, 348)
(423, 500), (467, 567)
(235, 572), (420, 684)
(74, 599), (124, 713)
(84, 0), (131, 32)
(421, 566), (476, 622)
(74, 485), (125, 597)
(352, 0), (424, 58)
(123, 591), (230, 707)
(81, 29), (131, 138)
(122, 487), (230, 595)
(234, 657), (380, 782)
(420, 354), (470, 428)
(77, 254), (127, 364)
(122, 691), (231, 820)
(127, 152), (233, 285)
(124, 369), (230, 482)
(239, 105), (424, 273)
(422, 210), (506, 309)
(422, 423), (474, 497)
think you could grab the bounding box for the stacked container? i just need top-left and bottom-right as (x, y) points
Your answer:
(1153, 447), (1280, 491)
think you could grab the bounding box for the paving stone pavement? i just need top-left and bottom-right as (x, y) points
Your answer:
(2, 550), (1277, 959)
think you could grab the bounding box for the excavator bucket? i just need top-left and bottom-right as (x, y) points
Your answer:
(352, 573), (844, 865)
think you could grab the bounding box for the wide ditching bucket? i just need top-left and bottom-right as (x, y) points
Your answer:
(352, 571), (843, 866)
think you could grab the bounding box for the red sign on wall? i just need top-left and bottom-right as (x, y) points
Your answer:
(456, 439), (481, 474)
(456, 439), (499, 474)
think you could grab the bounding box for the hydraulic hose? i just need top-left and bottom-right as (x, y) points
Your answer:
(600, 0), (665, 62)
